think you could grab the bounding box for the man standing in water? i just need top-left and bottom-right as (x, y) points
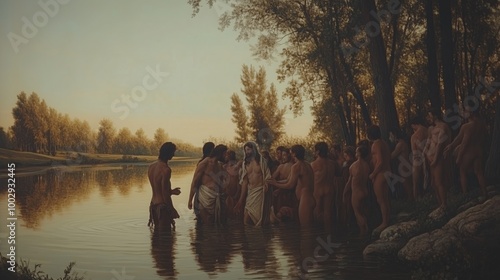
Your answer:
(311, 142), (337, 229)
(235, 141), (276, 226)
(424, 108), (452, 218)
(367, 125), (392, 235)
(267, 145), (315, 227)
(188, 144), (228, 225)
(444, 109), (488, 195)
(343, 145), (371, 236)
(148, 142), (180, 231)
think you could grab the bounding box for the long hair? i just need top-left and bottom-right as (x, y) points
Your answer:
(243, 141), (261, 163)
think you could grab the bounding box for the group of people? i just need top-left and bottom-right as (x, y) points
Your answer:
(147, 108), (489, 236)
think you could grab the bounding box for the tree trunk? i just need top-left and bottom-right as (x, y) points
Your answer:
(425, 0), (442, 110)
(439, 0), (458, 115)
(485, 97), (500, 184)
(361, 0), (400, 140)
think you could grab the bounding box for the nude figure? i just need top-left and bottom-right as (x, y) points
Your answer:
(148, 142), (181, 231)
(424, 108), (452, 216)
(267, 145), (316, 227)
(223, 150), (242, 219)
(272, 148), (295, 220)
(188, 144), (228, 224)
(390, 129), (413, 200)
(444, 109), (488, 195)
(367, 125), (391, 234)
(311, 142), (337, 229)
(410, 116), (428, 199)
(343, 145), (370, 236)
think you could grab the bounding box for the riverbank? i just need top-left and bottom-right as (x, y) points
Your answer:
(0, 148), (197, 177)
(364, 184), (500, 280)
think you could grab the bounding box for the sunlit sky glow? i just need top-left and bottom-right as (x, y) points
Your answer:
(0, 0), (313, 146)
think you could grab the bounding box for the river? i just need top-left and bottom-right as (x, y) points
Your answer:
(0, 160), (410, 279)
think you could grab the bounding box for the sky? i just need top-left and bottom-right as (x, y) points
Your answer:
(0, 0), (313, 146)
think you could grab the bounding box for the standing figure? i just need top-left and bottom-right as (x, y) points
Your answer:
(234, 142), (276, 226)
(267, 145), (315, 227)
(148, 142), (181, 231)
(272, 147), (295, 221)
(410, 116), (428, 199)
(424, 108), (452, 217)
(311, 142), (337, 229)
(223, 149), (242, 219)
(389, 129), (413, 200)
(444, 109), (488, 195)
(343, 145), (371, 236)
(188, 144), (228, 225)
(367, 125), (392, 234)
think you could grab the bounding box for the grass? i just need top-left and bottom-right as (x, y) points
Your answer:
(0, 254), (86, 280)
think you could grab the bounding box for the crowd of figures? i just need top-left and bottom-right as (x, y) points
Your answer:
(148, 108), (488, 237)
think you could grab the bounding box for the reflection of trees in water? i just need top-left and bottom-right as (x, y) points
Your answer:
(169, 161), (197, 178)
(189, 225), (238, 274)
(16, 171), (93, 229)
(150, 229), (177, 278)
(5, 165), (154, 229)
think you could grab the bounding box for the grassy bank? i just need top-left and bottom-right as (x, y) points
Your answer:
(0, 254), (86, 280)
(0, 148), (194, 169)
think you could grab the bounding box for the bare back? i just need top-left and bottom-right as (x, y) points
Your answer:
(350, 159), (370, 194)
(294, 161), (315, 200)
(411, 126), (428, 156)
(371, 139), (391, 176)
(148, 161), (172, 205)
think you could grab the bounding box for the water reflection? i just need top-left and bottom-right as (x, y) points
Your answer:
(189, 224), (238, 274)
(151, 229), (177, 278)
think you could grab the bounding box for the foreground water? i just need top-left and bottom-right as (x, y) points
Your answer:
(0, 160), (410, 279)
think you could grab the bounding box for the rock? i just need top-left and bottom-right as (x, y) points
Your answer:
(398, 195), (500, 265)
(363, 240), (403, 257)
(379, 221), (419, 242)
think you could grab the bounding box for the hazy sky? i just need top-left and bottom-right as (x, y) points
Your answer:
(0, 0), (313, 146)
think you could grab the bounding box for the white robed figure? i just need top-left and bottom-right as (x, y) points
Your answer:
(236, 141), (278, 226)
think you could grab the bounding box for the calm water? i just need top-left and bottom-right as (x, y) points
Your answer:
(0, 161), (410, 280)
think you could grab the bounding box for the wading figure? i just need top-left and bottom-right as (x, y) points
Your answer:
(311, 142), (337, 229)
(234, 141), (276, 226)
(148, 142), (180, 231)
(188, 144), (228, 225)
(343, 145), (371, 236)
(267, 145), (315, 227)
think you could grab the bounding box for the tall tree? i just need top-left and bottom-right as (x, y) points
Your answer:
(96, 119), (116, 154)
(438, 0), (458, 115)
(425, 0), (442, 110)
(358, 0), (400, 139)
(230, 65), (285, 149)
(114, 127), (134, 154)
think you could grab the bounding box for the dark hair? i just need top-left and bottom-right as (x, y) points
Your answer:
(226, 150), (236, 161)
(276, 146), (286, 152)
(410, 116), (426, 126)
(315, 142), (329, 158)
(343, 146), (356, 158)
(357, 139), (370, 148)
(244, 142), (261, 162)
(357, 145), (369, 159)
(367, 125), (381, 140)
(199, 142), (215, 163)
(210, 144), (228, 159)
(428, 108), (443, 120)
(159, 142), (176, 161)
(291, 144), (305, 160)
(262, 150), (271, 158)
(282, 147), (290, 154)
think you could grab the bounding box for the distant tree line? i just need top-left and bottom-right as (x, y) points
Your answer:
(1, 92), (198, 157)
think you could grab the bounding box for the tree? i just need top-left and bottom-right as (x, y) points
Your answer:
(0, 127), (11, 149)
(230, 65), (285, 149)
(152, 128), (169, 154)
(114, 128), (134, 154)
(424, 0), (442, 111)
(96, 119), (116, 154)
